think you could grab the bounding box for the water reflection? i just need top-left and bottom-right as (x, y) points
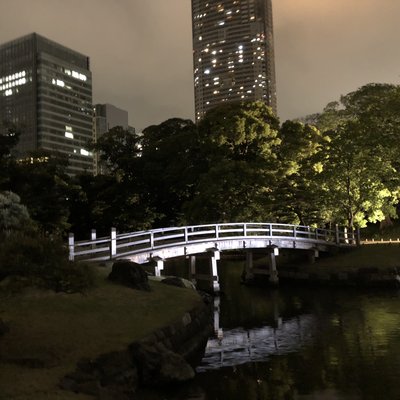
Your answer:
(142, 258), (400, 400)
(193, 260), (400, 400)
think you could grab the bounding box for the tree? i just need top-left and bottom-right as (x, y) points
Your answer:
(0, 122), (19, 187)
(311, 84), (400, 227)
(91, 126), (142, 180)
(7, 151), (72, 234)
(140, 118), (203, 226)
(183, 101), (281, 223)
(0, 191), (33, 233)
(273, 121), (331, 226)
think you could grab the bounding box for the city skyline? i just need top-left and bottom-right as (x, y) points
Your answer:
(0, 0), (400, 130)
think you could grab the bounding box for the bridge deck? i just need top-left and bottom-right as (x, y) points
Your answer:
(69, 222), (358, 263)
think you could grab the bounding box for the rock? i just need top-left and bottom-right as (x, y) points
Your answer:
(130, 342), (195, 386)
(161, 277), (196, 290)
(108, 260), (150, 291)
(97, 351), (138, 387)
(0, 318), (9, 336)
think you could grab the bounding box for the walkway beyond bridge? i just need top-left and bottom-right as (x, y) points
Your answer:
(69, 222), (358, 291)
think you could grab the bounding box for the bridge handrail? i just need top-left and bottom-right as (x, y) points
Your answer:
(68, 222), (357, 262)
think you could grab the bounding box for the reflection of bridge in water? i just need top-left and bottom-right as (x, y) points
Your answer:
(197, 298), (316, 372)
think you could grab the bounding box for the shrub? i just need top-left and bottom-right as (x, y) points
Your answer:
(0, 231), (94, 293)
(0, 191), (34, 233)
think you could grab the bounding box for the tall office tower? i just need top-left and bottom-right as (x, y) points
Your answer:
(192, 0), (277, 121)
(0, 33), (93, 175)
(93, 103), (135, 175)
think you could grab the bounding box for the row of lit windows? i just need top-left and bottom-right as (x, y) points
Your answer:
(0, 70), (26, 85)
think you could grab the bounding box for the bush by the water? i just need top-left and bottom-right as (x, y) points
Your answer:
(0, 231), (94, 293)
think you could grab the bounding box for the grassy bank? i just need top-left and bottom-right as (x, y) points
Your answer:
(287, 243), (400, 273)
(0, 266), (202, 400)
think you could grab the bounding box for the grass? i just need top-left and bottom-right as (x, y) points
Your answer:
(0, 266), (202, 400)
(291, 244), (400, 273)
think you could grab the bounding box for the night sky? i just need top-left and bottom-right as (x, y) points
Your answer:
(0, 0), (399, 130)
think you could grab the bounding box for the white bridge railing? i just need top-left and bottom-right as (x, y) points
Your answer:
(68, 222), (358, 262)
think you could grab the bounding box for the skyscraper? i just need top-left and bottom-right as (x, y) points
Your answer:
(0, 33), (93, 175)
(191, 0), (277, 121)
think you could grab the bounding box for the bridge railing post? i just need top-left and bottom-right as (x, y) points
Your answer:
(344, 227), (348, 244)
(91, 229), (96, 250)
(215, 225), (219, 239)
(150, 231), (154, 249)
(269, 224), (272, 237)
(243, 223), (247, 237)
(293, 225), (297, 240)
(68, 233), (74, 261)
(335, 224), (340, 244)
(184, 227), (188, 243)
(110, 227), (117, 258)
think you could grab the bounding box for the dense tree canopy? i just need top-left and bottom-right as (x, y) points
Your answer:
(3, 88), (400, 236)
(183, 101), (281, 223)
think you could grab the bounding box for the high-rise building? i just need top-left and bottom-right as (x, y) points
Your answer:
(93, 103), (135, 175)
(191, 0), (277, 121)
(0, 33), (93, 175)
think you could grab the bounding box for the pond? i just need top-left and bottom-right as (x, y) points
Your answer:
(141, 258), (400, 400)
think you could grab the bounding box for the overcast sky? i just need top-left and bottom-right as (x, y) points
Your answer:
(1, 0), (399, 130)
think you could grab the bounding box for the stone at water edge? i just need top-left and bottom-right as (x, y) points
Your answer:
(130, 342), (195, 386)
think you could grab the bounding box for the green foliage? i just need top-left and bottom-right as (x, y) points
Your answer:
(7, 150), (72, 234)
(183, 101), (281, 223)
(140, 118), (203, 226)
(311, 83), (400, 227)
(0, 191), (33, 232)
(0, 231), (94, 293)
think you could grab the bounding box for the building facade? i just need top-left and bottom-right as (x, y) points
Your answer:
(192, 0), (277, 120)
(93, 103), (135, 175)
(0, 33), (93, 175)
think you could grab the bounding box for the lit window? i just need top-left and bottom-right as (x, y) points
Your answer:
(80, 149), (90, 156)
(65, 132), (74, 139)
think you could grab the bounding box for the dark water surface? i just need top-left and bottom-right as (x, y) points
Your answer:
(142, 259), (400, 400)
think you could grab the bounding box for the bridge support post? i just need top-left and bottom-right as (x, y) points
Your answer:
(267, 246), (279, 285)
(152, 256), (164, 277)
(307, 248), (319, 264)
(244, 250), (254, 281)
(189, 255), (196, 284)
(214, 296), (223, 338)
(207, 247), (220, 293)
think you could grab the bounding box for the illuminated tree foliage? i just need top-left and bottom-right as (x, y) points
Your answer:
(312, 84), (400, 227)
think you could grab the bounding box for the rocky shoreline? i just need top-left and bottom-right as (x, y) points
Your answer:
(59, 262), (213, 399)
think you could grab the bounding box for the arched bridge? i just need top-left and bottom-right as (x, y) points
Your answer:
(69, 222), (358, 291)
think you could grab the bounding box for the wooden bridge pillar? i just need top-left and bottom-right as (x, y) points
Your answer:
(307, 248), (319, 264)
(189, 255), (196, 284)
(151, 256), (164, 277)
(267, 246), (279, 285)
(244, 250), (254, 281)
(207, 247), (220, 293)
